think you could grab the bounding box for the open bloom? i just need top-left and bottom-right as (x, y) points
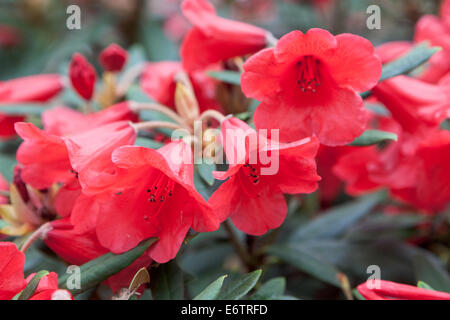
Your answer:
(180, 0), (269, 71)
(357, 280), (450, 300)
(242, 28), (382, 146)
(0, 242), (72, 300)
(15, 119), (136, 190)
(71, 140), (220, 263)
(208, 117), (320, 235)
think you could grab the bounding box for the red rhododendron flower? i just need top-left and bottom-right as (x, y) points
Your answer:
(0, 242), (72, 300)
(0, 74), (63, 140)
(357, 280), (450, 300)
(15, 120), (136, 190)
(208, 117), (320, 235)
(0, 114), (24, 140)
(180, 0), (269, 71)
(0, 74), (63, 103)
(72, 140), (220, 263)
(372, 76), (450, 139)
(413, 0), (450, 83)
(140, 61), (222, 112)
(15, 122), (73, 189)
(69, 53), (97, 100)
(242, 29), (382, 146)
(44, 218), (152, 293)
(99, 44), (128, 72)
(392, 130), (450, 213)
(0, 242), (26, 300)
(42, 102), (137, 136)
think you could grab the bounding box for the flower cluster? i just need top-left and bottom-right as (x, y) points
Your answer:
(0, 0), (449, 301)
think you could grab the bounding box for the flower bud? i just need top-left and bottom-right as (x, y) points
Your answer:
(174, 82), (199, 125)
(99, 44), (128, 72)
(69, 53), (96, 101)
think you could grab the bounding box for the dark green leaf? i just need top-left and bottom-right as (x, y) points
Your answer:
(58, 238), (157, 295)
(251, 277), (286, 300)
(193, 275), (227, 300)
(217, 270), (262, 300)
(17, 270), (49, 300)
(290, 193), (382, 241)
(350, 130), (397, 146)
(413, 252), (450, 292)
(197, 162), (216, 186)
(150, 261), (184, 300)
(267, 245), (341, 287)
(208, 70), (241, 86)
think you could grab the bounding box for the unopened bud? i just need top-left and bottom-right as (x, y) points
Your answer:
(174, 82), (199, 125)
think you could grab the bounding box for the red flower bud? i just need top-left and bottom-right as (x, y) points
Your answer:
(99, 44), (128, 72)
(69, 53), (96, 100)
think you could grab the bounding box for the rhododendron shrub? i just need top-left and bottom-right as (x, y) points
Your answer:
(0, 0), (449, 302)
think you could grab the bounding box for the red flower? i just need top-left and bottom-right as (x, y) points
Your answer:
(69, 53), (97, 100)
(0, 114), (24, 140)
(15, 122), (72, 189)
(208, 117), (320, 235)
(392, 130), (450, 213)
(42, 102), (137, 136)
(180, 0), (268, 71)
(44, 218), (152, 293)
(72, 141), (220, 263)
(0, 242), (26, 300)
(0, 25), (20, 47)
(0, 74), (63, 140)
(357, 280), (450, 300)
(372, 76), (450, 140)
(0, 242), (72, 300)
(0, 74), (63, 103)
(242, 29), (382, 146)
(140, 61), (222, 112)
(99, 44), (128, 72)
(413, 0), (450, 82)
(15, 120), (136, 191)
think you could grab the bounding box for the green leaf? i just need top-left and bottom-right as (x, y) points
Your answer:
(413, 252), (450, 293)
(290, 193), (382, 241)
(251, 277), (286, 300)
(193, 275), (227, 300)
(350, 130), (397, 146)
(208, 70), (241, 86)
(379, 42), (441, 82)
(150, 261), (184, 300)
(134, 137), (164, 149)
(417, 281), (435, 291)
(17, 270), (49, 300)
(267, 245), (341, 287)
(0, 104), (50, 115)
(352, 288), (366, 300)
(217, 270), (262, 300)
(58, 238), (157, 295)
(197, 162), (216, 186)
